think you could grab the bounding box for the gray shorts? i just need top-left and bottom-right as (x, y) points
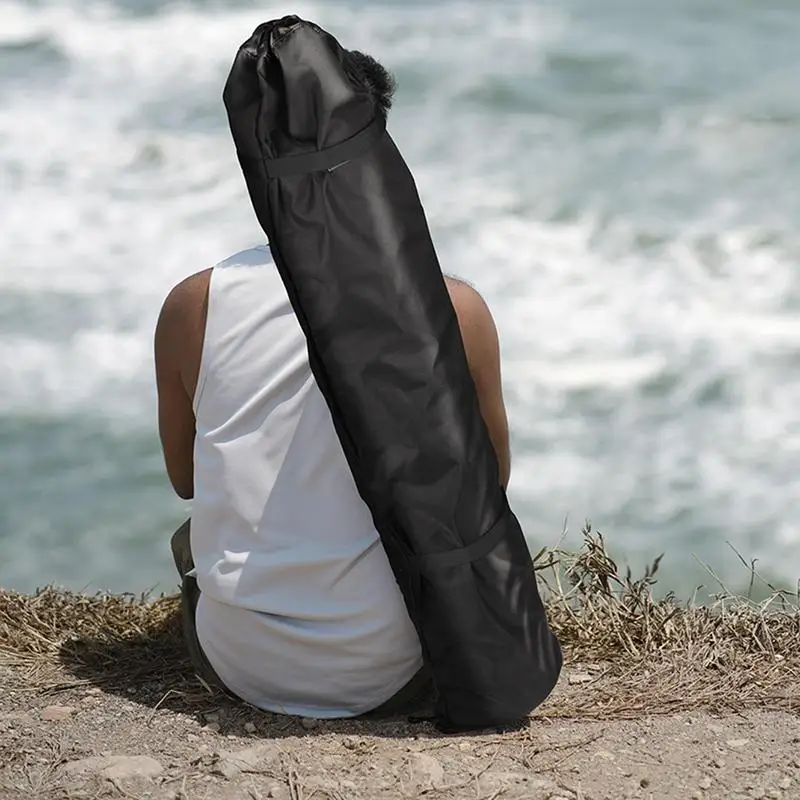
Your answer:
(171, 520), (434, 719)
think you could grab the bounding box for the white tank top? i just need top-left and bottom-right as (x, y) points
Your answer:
(192, 246), (423, 718)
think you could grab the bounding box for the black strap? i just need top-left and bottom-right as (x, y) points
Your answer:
(263, 116), (386, 179)
(416, 514), (507, 571)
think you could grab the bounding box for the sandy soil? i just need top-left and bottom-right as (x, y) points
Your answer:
(2, 664), (798, 800)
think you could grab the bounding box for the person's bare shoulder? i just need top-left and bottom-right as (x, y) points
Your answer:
(444, 276), (494, 328)
(155, 269), (212, 397)
(444, 277), (501, 375)
(444, 276), (511, 486)
(157, 269), (212, 328)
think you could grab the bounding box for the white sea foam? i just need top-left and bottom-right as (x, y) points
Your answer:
(0, 0), (564, 412)
(1, 0), (799, 591)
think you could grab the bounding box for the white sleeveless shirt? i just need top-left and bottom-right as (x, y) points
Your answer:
(191, 246), (423, 718)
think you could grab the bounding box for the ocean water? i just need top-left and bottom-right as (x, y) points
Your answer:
(1, 0), (798, 597)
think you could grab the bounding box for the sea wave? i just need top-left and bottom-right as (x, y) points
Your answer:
(1, 0), (799, 592)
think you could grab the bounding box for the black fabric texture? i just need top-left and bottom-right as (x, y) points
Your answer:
(222, 16), (563, 733)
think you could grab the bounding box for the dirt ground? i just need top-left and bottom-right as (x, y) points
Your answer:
(2, 663), (798, 800)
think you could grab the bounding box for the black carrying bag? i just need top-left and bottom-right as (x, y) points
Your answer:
(223, 16), (562, 733)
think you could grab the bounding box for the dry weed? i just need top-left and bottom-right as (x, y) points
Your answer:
(536, 524), (800, 716)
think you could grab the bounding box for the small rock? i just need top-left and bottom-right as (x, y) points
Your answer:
(712, 758), (726, 769)
(727, 739), (750, 749)
(640, 778), (650, 789)
(187, 734), (199, 742)
(568, 673), (593, 685)
(707, 724), (725, 734)
(779, 778), (792, 790)
(768, 791), (781, 799)
(63, 755), (163, 782)
(214, 743), (280, 780)
(84, 688), (102, 696)
(458, 742), (472, 752)
(203, 723), (220, 733)
(700, 777), (713, 789)
(42, 706), (77, 722)
(593, 750), (616, 762)
(104, 757), (164, 782)
(267, 785), (290, 800)
(750, 789), (765, 800)
(692, 792), (703, 800)
(1, 712), (35, 727)
(527, 779), (557, 791)
(300, 717), (319, 730)
(410, 753), (444, 787)
(204, 712), (221, 724)
(244, 722), (257, 734)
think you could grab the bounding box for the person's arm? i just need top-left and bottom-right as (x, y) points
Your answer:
(154, 275), (206, 500)
(446, 278), (512, 488)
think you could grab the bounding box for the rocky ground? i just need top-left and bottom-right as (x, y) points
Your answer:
(2, 664), (798, 800)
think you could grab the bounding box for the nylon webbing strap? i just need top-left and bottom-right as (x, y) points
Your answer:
(416, 516), (507, 571)
(263, 116), (386, 179)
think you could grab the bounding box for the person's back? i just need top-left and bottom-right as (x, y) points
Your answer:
(190, 245), (423, 716)
(155, 242), (511, 717)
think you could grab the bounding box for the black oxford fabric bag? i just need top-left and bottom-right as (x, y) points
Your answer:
(223, 16), (562, 733)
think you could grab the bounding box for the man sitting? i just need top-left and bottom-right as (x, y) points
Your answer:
(154, 50), (510, 719)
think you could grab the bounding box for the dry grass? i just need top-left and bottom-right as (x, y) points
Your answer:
(537, 525), (800, 717)
(1, 525), (798, 720)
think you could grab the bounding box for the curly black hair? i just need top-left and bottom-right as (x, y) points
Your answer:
(342, 49), (397, 117)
